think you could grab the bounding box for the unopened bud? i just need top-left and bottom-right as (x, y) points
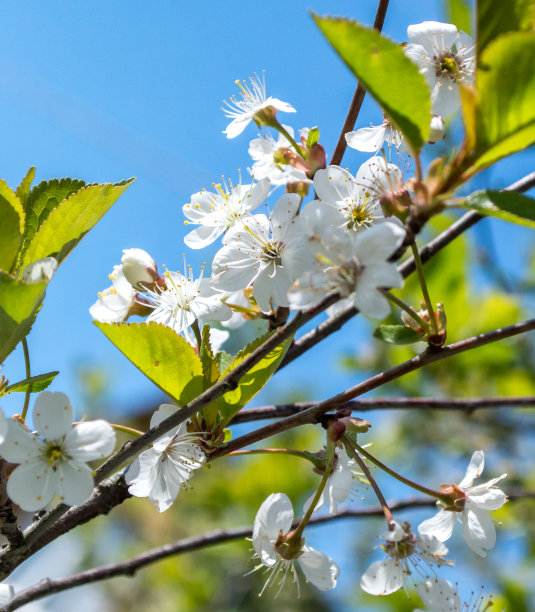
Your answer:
(307, 143), (326, 177)
(21, 257), (58, 284)
(428, 115), (445, 143)
(121, 248), (161, 291)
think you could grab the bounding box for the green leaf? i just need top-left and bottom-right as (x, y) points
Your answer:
(447, 0), (473, 35)
(20, 177), (86, 261)
(463, 190), (535, 228)
(312, 14), (431, 152)
(0, 271), (47, 364)
(94, 321), (204, 404)
(473, 32), (535, 170)
(199, 325), (222, 427)
(15, 167), (36, 207)
(306, 126), (320, 148)
(477, 0), (535, 56)
(218, 331), (293, 425)
(373, 324), (423, 344)
(6, 371), (59, 394)
(215, 350), (233, 372)
(21, 178), (135, 269)
(0, 181), (25, 273)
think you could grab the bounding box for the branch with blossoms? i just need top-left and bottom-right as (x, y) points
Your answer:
(0, 1), (535, 610)
(3, 490), (535, 612)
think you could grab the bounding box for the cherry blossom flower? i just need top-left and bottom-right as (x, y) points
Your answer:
(404, 21), (475, 116)
(251, 492), (340, 595)
(121, 248), (160, 291)
(248, 126), (309, 186)
(89, 264), (138, 323)
(361, 521), (452, 596)
(303, 449), (362, 516)
(355, 156), (407, 214)
(415, 577), (492, 612)
(289, 221), (405, 319)
(345, 117), (403, 153)
(125, 404), (205, 512)
(301, 165), (383, 234)
(183, 177), (270, 249)
(212, 193), (309, 313)
(144, 266), (231, 342)
(0, 392), (115, 512)
(222, 73), (296, 139)
(418, 450), (507, 557)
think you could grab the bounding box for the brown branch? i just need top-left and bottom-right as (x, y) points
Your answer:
(230, 396), (535, 423)
(3, 490), (534, 612)
(281, 170), (535, 369)
(329, 0), (390, 167)
(218, 318), (535, 455)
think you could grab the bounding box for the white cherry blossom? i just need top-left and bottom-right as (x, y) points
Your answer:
(289, 220), (405, 320)
(302, 165), (383, 234)
(251, 492), (340, 595)
(418, 450), (507, 557)
(145, 266), (231, 342)
(303, 449), (362, 516)
(355, 156), (406, 213)
(0, 392), (115, 512)
(212, 193), (309, 313)
(405, 21), (475, 116)
(248, 126), (309, 186)
(89, 264), (137, 323)
(222, 73), (296, 139)
(361, 520), (452, 596)
(183, 177), (270, 249)
(125, 404), (205, 513)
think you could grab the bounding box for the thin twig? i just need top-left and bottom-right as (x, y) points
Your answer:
(229, 396), (535, 424)
(218, 318), (535, 455)
(3, 490), (534, 612)
(329, 0), (390, 166)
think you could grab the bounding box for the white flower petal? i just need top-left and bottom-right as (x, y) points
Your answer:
(418, 510), (457, 542)
(360, 558), (404, 595)
(0, 419), (43, 463)
(461, 507), (496, 557)
(0, 584), (15, 605)
(32, 392), (74, 440)
(458, 450), (485, 488)
(184, 224), (225, 249)
(64, 420), (116, 462)
(345, 126), (386, 152)
(298, 545), (339, 591)
(56, 461), (95, 506)
(7, 461), (57, 511)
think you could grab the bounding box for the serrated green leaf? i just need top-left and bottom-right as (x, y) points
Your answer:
(0, 271), (47, 364)
(313, 14), (431, 152)
(373, 324), (423, 344)
(20, 177), (86, 261)
(21, 178), (135, 269)
(477, 0), (534, 56)
(0, 181), (25, 273)
(6, 370), (59, 394)
(463, 190), (535, 228)
(218, 331), (293, 425)
(473, 32), (535, 170)
(447, 0), (473, 35)
(15, 167), (36, 207)
(306, 126), (320, 148)
(94, 321), (203, 404)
